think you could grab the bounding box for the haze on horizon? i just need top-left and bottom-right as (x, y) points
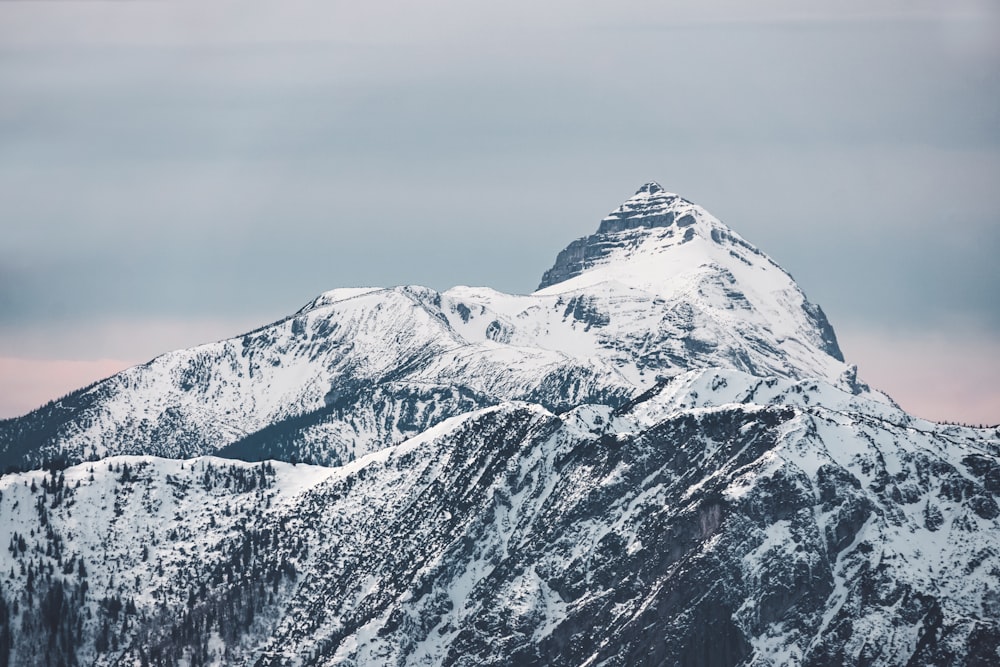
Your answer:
(1, 0), (998, 425)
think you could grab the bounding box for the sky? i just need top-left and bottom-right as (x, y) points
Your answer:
(1, 0), (998, 424)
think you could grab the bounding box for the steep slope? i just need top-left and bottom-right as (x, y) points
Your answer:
(1, 372), (996, 666)
(0, 455), (337, 666)
(0, 184), (862, 471)
(248, 374), (999, 667)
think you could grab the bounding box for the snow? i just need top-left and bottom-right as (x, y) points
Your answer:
(3, 365), (998, 664)
(3, 183), (998, 665)
(13, 184), (876, 473)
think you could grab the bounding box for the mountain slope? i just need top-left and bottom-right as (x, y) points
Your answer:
(1, 371), (996, 666)
(536, 182), (844, 372)
(0, 184), (864, 472)
(0, 181), (996, 667)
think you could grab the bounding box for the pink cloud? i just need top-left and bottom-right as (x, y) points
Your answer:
(0, 357), (137, 419)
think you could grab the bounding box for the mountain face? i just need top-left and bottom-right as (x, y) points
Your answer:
(0, 183), (997, 667)
(0, 184), (860, 472)
(536, 182), (844, 365)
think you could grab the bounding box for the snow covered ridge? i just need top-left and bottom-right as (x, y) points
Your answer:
(0, 182), (998, 665)
(1, 183), (863, 472)
(0, 371), (997, 665)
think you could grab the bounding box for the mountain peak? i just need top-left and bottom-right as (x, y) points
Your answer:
(596, 182), (688, 235)
(535, 183), (846, 370)
(537, 182), (711, 290)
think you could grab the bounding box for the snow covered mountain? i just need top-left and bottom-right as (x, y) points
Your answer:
(0, 183), (863, 472)
(0, 183), (997, 666)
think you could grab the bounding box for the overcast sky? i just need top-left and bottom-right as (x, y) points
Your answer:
(1, 0), (998, 424)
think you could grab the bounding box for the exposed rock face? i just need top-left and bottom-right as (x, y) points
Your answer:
(538, 182), (692, 289)
(597, 181), (687, 232)
(0, 183), (996, 667)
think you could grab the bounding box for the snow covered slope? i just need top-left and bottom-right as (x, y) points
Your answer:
(1, 371), (997, 666)
(535, 183), (846, 380)
(0, 184), (864, 471)
(0, 181), (997, 667)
